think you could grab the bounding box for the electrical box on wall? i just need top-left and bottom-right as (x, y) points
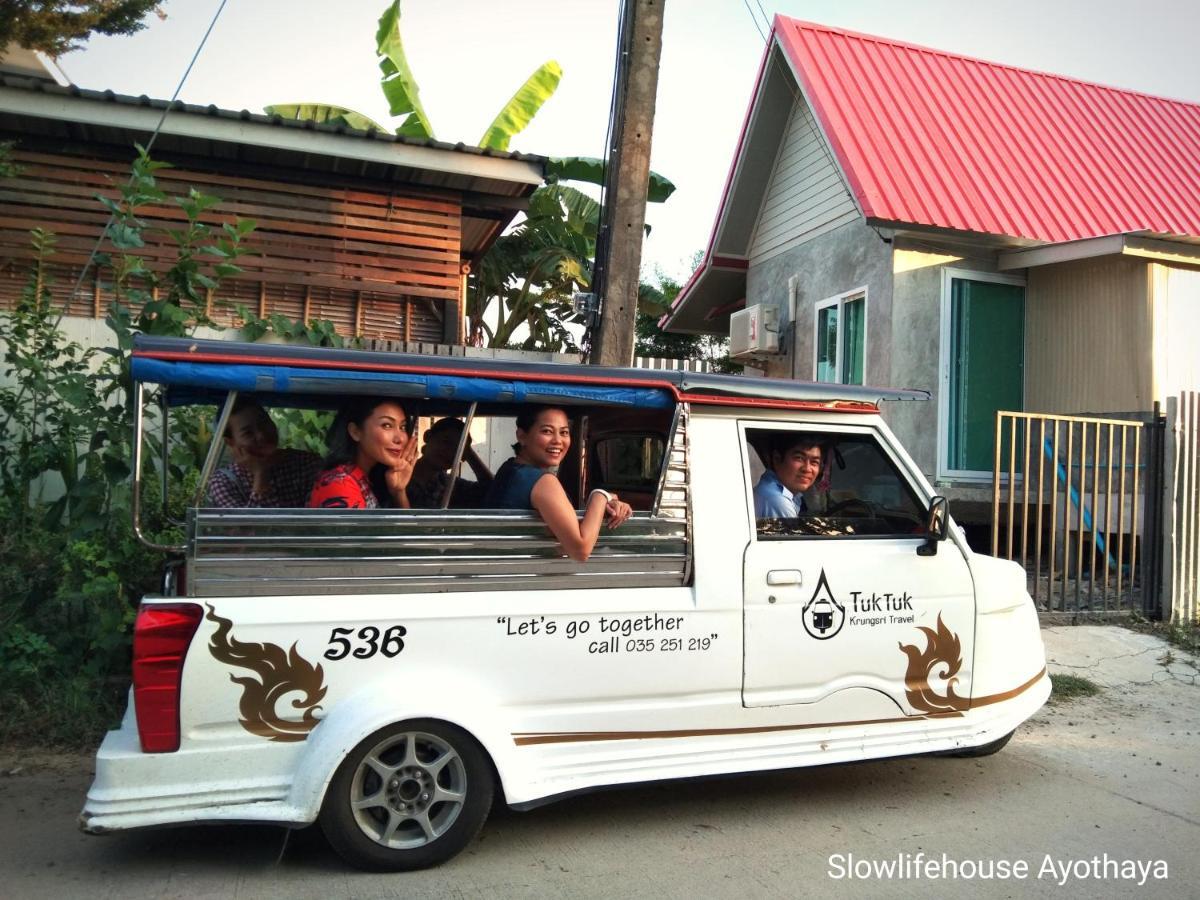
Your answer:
(729, 304), (780, 359)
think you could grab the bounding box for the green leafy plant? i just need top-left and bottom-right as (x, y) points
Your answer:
(0, 146), (256, 747)
(266, 0), (560, 151)
(0, 0), (164, 57)
(236, 306), (348, 349)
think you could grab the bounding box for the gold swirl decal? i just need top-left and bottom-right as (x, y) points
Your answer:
(205, 605), (327, 742)
(898, 614), (969, 714)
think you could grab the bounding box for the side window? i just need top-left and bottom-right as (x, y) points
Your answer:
(591, 432), (666, 510)
(815, 290), (866, 385)
(746, 428), (927, 539)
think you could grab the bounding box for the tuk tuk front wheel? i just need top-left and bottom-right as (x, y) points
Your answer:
(948, 729), (1015, 758)
(320, 719), (494, 871)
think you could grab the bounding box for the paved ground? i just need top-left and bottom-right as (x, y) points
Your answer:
(1, 625), (1197, 899)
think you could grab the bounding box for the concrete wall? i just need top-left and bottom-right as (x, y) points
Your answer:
(1025, 256), (1152, 415)
(888, 242), (1010, 482)
(745, 218), (893, 385)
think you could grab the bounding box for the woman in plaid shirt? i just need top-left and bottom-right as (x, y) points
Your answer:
(207, 399), (323, 508)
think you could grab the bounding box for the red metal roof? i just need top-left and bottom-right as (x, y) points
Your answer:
(775, 17), (1200, 243)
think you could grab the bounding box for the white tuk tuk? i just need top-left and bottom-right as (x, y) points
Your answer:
(80, 336), (1049, 871)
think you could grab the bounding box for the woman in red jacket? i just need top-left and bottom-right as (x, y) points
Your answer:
(308, 397), (418, 509)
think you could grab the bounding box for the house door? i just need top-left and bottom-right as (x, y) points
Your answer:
(940, 271), (1025, 479)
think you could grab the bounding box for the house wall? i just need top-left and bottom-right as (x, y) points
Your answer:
(1152, 263), (1200, 401)
(0, 146), (463, 343)
(745, 218), (892, 385)
(889, 243), (1008, 481)
(747, 94), (859, 265)
(1025, 256), (1152, 416)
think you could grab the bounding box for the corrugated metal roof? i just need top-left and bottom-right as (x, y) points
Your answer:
(0, 74), (547, 259)
(0, 74), (546, 165)
(775, 17), (1200, 243)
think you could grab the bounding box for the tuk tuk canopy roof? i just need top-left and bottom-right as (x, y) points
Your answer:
(130, 336), (929, 412)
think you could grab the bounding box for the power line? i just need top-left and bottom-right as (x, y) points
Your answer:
(754, 0), (772, 33)
(740, 0), (766, 41)
(53, 0), (231, 328)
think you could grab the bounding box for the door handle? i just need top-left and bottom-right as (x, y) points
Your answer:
(766, 569), (802, 586)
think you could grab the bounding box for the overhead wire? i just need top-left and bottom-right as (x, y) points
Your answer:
(732, 0), (816, 373)
(582, 0), (631, 361)
(52, 0), (231, 329)
(741, 0), (767, 41)
(754, 0), (772, 33)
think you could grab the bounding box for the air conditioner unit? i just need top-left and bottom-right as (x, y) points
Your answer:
(729, 304), (780, 358)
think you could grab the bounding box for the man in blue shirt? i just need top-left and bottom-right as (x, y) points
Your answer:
(754, 435), (824, 517)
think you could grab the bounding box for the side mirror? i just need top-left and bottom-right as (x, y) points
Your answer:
(917, 496), (950, 557)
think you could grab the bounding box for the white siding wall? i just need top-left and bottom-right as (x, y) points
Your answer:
(748, 96), (859, 265)
(1154, 264), (1200, 401)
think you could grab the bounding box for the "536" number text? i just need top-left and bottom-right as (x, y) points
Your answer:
(324, 625), (407, 661)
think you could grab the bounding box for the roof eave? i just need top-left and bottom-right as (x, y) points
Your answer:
(998, 232), (1200, 270)
(0, 80), (546, 187)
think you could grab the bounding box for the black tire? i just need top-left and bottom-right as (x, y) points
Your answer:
(319, 719), (494, 871)
(948, 729), (1015, 758)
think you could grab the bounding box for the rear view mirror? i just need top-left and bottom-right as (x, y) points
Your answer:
(917, 496), (950, 556)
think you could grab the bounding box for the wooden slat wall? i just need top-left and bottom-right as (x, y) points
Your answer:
(0, 148), (463, 342)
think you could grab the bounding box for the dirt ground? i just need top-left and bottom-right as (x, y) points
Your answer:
(1, 624), (1197, 899)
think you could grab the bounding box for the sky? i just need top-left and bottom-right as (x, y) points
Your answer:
(56, 0), (1200, 286)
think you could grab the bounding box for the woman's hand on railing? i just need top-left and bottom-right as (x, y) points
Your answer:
(604, 497), (633, 529)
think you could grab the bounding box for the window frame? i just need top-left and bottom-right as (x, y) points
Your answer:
(936, 268), (1027, 483)
(738, 419), (931, 543)
(590, 429), (668, 494)
(813, 287), (868, 385)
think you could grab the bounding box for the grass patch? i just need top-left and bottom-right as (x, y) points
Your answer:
(0, 676), (126, 751)
(1049, 673), (1101, 703)
(1124, 615), (1200, 659)
(1161, 621), (1200, 657)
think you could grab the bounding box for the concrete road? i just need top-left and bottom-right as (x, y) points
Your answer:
(1, 625), (1196, 899)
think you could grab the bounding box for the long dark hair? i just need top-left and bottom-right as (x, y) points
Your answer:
(323, 396), (416, 468)
(512, 405), (569, 454)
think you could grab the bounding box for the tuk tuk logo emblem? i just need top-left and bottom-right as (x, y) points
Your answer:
(898, 614), (970, 714)
(802, 569), (845, 639)
(205, 605), (328, 742)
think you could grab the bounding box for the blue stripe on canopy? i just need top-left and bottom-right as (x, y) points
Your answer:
(131, 358), (674, 409)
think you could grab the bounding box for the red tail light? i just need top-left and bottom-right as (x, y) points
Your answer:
(132, 603), (203, 753)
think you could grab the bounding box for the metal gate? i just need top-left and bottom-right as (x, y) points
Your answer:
(1164, 392), (1200, 623)
(990, 409), (1165, 616)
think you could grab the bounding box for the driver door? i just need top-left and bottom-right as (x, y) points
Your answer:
(741, 422), (976, 718)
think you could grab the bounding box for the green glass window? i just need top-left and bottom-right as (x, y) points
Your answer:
(815, 293), (865, 385)
(816, 305), (838, 382)
(842, 296), (864, 385)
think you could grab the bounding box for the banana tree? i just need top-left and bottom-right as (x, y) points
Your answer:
(266, 0), (560, 152)
(266, 0), (677, 352)
(469, 184), (599, 351)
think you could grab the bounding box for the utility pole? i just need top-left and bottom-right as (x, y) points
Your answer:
(590, 0), (665, 367)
